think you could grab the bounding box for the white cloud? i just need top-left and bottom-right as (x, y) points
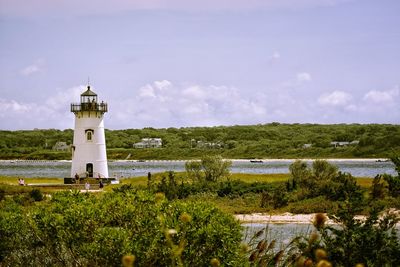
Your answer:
(318, 90), (352, 106)
(363, 88), (399, 103)
(270, 51), (281, 60)
(45, 86), (84, 111)
(296, 72), (312, 83)
(20, 59), (45, 76)
(0, 86), (87, 129)
(108, 80), (268, 128)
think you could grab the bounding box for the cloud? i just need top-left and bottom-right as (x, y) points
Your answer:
(0, 0), (354, 18)
(0, 86), (86, 129)
(108, 80), (268, 128)
(363, 88), (399, 103)
(318, 90), (352, 106)
(20, 59), (45, 76)
(268, 51), (281, 62)
(296, 72), (312, 83)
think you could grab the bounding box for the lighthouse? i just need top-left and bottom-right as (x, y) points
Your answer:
(70, 85), (109, 180)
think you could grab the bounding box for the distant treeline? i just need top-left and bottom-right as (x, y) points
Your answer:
(0, 123), (399, 160)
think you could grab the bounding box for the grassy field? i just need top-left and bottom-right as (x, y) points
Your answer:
(1, 173), (377, 214)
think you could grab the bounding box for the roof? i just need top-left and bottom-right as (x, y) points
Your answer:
(81, 86), (97, 96)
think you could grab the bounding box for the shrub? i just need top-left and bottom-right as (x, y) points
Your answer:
(290, 206), (400, 267)
(0, 188), (5, 201)
(0, 189), (246, 266)
(29, 188), (44, 201)
(186, 155), (231, 183)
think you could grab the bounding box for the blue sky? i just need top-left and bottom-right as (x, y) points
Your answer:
(0, 0), (399, 130)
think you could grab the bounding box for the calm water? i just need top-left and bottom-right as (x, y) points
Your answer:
(0, 159), (396, 178)
(242, 222), (400, 249)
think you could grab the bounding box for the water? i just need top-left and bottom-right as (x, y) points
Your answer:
(242, 222), (400, 250)
(0, 159), (396, 178)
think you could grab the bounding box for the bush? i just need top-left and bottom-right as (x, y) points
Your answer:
(29, 188), (44, 201)
(289, 160), (363, 202)
(290, 206), (400, 267)
(186, 155), (231, 183)
(0, 189), (246, 266)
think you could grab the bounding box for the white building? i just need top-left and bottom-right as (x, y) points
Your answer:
(52, 141), (70, 151)
(133, 138), (162, 148)
(70, 86), (109, 178)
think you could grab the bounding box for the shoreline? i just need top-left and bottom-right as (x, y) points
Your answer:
(0, 158), (389, 163)
(235, 210), (400, 225)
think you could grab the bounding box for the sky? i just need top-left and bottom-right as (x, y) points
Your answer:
(0, 0), (399, 130)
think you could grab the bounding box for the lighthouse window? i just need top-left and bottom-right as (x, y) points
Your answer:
(85, 129), (94, 141)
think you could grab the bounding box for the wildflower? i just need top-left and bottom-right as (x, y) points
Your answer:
(122, 255), (135, 267)
(313, 213), (327, 229)
(165, 229), (177, 238)
(179, 212), (192, 223)
(210, 258), (221, 267)
(315, 248), (327, 261)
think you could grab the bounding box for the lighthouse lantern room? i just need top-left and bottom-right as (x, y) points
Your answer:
(69, 85), (109, 181)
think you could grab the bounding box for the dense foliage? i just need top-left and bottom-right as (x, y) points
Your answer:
(0, 189), (246, 266)
(1, 123), (399, 159)
(1, 156), (400, 266)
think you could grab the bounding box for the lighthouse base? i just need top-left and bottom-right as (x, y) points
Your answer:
(64, 177), (118, 185)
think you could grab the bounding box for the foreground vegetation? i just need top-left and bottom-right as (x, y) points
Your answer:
(1, 155), (400, 266)
(1, 123), (399, 159)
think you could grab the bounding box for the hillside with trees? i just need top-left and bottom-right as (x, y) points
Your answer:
(0, 123), (399, 160)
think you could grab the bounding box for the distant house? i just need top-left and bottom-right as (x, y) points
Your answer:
(52, 141), (71, 151)
(133, 138), (162, 148)
(303, 143), (312, 149)
(195, 141), (223, 149)
(330, 140), (359, 148)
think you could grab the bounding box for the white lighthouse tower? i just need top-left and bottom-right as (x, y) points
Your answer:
(70, 85), (109, 180)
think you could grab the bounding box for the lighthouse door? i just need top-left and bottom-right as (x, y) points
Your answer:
(86, 163), (93, 178)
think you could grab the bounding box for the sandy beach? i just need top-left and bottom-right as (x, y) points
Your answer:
(235, 210), (400, 225)
(234, 213), (333, 224)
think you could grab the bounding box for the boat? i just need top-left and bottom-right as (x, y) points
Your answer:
(250, 159), (263, 163)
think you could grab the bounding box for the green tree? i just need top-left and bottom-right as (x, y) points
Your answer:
(186, 155), (232, 183)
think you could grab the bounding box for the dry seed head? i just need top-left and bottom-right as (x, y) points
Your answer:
(315, 248), (327, 261)
(304, 258), (313, 267)
(309, 231), (319, 245)
(155, 192), (165, 202)
(313, 213), (327, 229)
(180, 212), (192, 223)
(239, 243), (249, 253)
(210, 258), (221, 267)
(295, 256), (306, 267)
(122, 255), (135, 267)
(316, 259), (332, 267)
